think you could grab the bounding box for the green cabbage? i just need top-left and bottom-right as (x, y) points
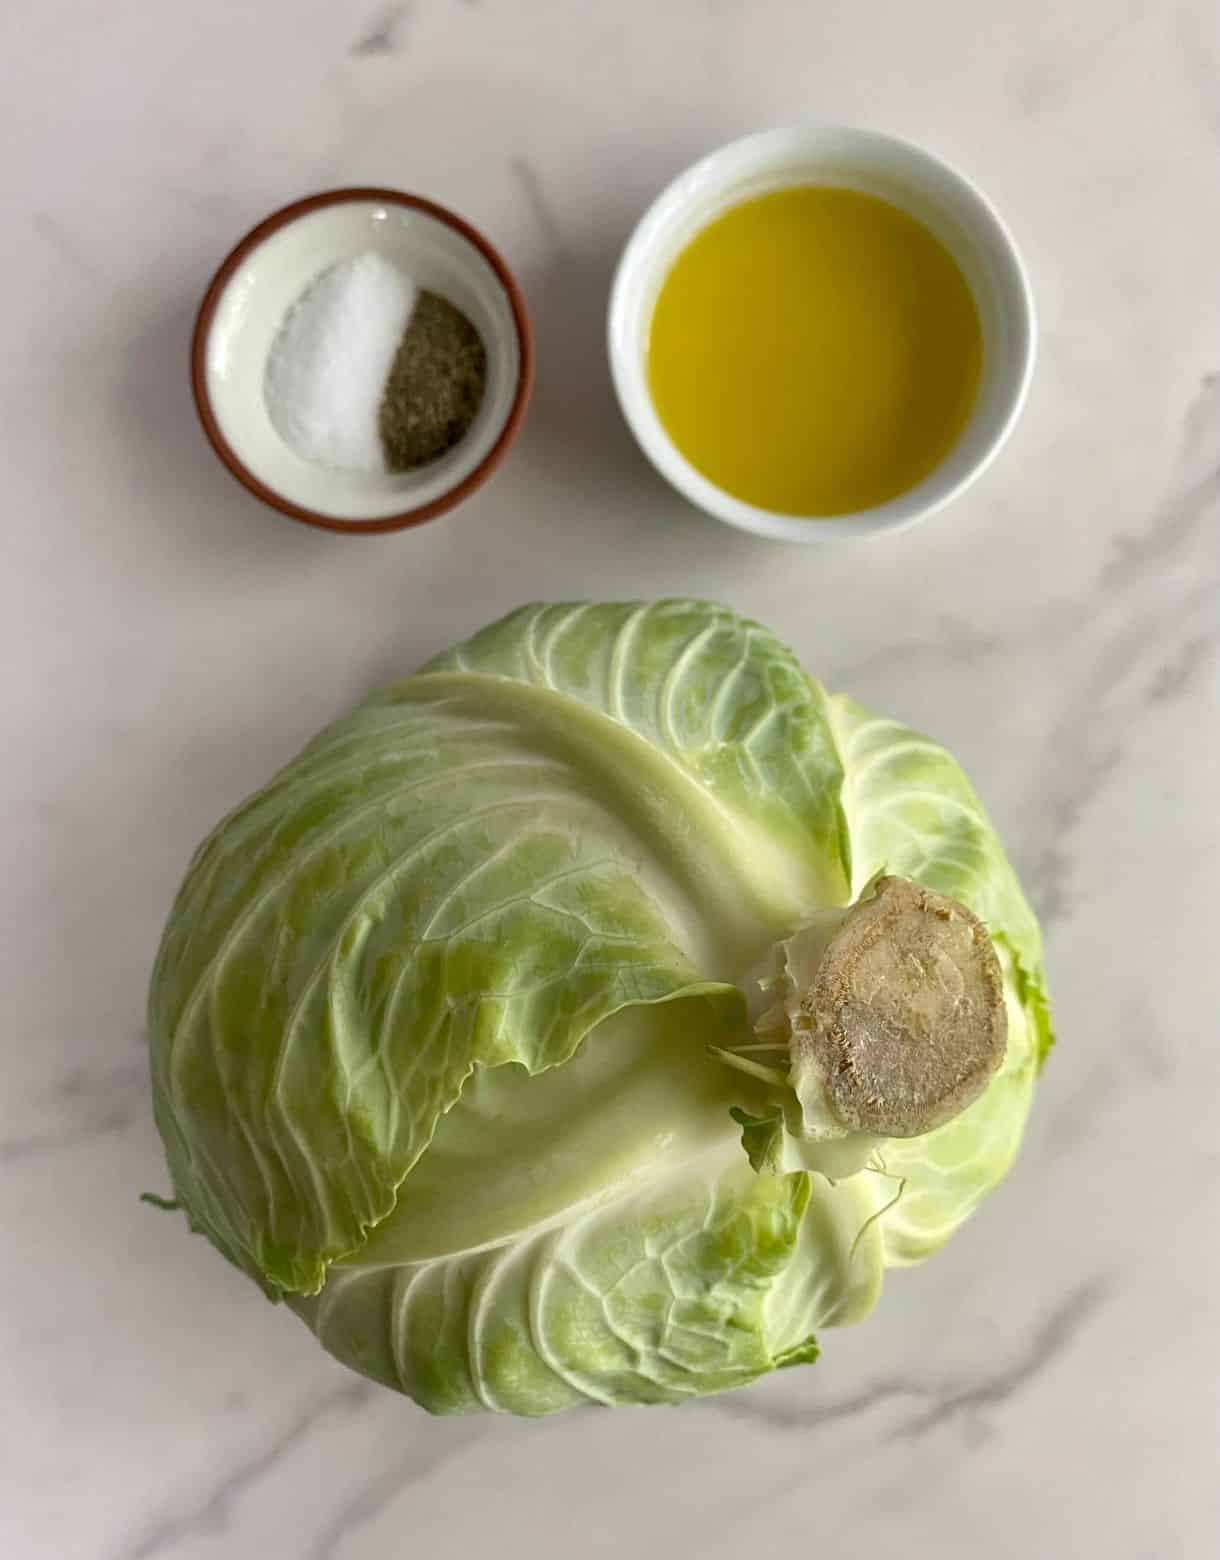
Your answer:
(148, 601), (1050, 1413)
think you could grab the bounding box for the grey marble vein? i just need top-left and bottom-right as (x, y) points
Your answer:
(1020, 603), (1213, 927)
(1019, 714), (1124, 928)
(1006, 4), (1146, 118)
(890, 1277), (1113, 1440)
(1041, 1056), (1124, 1160)
(714, 1277), (1112, 1438)
(307, 1426), (491, 1559)
(0, 1110), (137, 1165)
(30, 211), (102, 280)
(1145, 630), (1217, 706)
(510, 157), (568, 256)
(1174, 10), (1220, 143)
(0, 1057), (147, 1164)
(1017, 375), (1220, 925)
(1043, 994), (1177, 1158)
(1103, 373), (1220, 590)
(827, 614), (1003, 686)
(1118, 1000), (1178, 1082)
(113, 1382), (376, 1560)
(350, 3), (408, 57)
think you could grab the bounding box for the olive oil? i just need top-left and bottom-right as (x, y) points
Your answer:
(647, 186), (982, 516)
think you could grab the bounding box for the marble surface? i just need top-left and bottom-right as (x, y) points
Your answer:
(4, 2), (1219, 1556)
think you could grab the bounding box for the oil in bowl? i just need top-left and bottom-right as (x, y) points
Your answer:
(646, 186), (983, 517)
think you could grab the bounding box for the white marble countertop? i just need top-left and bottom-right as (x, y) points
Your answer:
(5, 2), (1219, 1556)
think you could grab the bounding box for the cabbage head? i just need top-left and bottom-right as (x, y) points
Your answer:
(148, 601), (1052, 1414)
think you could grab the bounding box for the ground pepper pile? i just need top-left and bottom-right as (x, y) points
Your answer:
(379, 291), (487, 471)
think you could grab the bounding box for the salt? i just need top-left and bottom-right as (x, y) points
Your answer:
(263, 253), (418, 473)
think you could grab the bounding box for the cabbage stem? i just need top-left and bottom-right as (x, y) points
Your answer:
(753, 876), (1007, 1141)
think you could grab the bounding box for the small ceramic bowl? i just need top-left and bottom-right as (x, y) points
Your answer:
(608, 127), (1036, 542)
(192, 189), (533, 533)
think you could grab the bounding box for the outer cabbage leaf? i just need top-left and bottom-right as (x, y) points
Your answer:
(420, 600), (851, 916)
(877, 946), (1038, 1264)
(290, 1155), (886, 1414)
(288, 1001), (883, 1414)
(828, 695), (1051, 1263)
(148, 602), (851, 1296)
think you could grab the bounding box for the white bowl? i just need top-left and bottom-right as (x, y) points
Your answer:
(607, 127), (1036, 542)
(193, 189), (533, 533)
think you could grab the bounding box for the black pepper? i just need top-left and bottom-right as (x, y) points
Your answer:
(378, 291), (487, 471)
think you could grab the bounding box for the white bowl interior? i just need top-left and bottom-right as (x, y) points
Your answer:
(608, 127), (1035, 541)
(205, 200), (522, 522)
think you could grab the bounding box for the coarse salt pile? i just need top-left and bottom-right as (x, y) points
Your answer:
(264, 253), (418, 473)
